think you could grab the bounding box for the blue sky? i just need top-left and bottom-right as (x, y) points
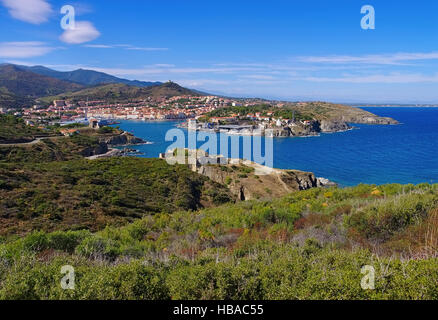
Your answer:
(1, 0), (438, 103)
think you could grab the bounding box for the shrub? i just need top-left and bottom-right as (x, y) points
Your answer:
(346, 192), (438, 239)
(75, 236), (121, 260)
(48, 230), (92, 253)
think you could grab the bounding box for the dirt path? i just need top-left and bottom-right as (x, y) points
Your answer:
(0, 138), (44, 147)
(0, 136), (64, 147)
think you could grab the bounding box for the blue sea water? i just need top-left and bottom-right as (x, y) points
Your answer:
(113, 107), (438, 186)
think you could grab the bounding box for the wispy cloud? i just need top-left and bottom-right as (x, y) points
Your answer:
(298, 52), (438, 65)
(83, 44), (113, 49)
(239, 74), (277, 80)
(0, 42), (55, 58)
(300, 73), (438, 84)
(126, 47), (168, 52)
(60, 21), (100, 44)
(0, 0), (52, 24)
(67, 2), (94, 15)
(10, 50), (438, 88)
(83, 44), (168, 51)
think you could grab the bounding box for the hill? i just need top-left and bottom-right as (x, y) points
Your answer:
(0, 182), (437, 299)
(0, 64), (84, 99)
(40, 81), (202, 103)
(0, 114), (48, 143)
(205, 102), (398, 125)
(0, 87), (35, 109)
(0, 116), (232, 234)
(17, 65), (161, 87)
(292, 101), (398, 124)
(0, 157), (233, 235)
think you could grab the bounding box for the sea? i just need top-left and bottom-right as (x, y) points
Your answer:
(112, 107), (438, 187)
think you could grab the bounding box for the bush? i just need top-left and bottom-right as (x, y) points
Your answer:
(346, 192), (438, 239)
(22, 231), (49, 252)
(75, 236), (121, 260)
(48, 230), (91, 253)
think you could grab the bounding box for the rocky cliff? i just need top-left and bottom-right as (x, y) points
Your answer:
(339, 115), (398, 125)
(196, 161), (335, 201)
(80, 142), (108, 157)
(319, 120), (352, 133)
(273, 120), (351, 137)
(98, 132), (145, 146)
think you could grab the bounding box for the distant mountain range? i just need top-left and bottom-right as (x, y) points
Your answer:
(18, 65), (162, 87)
(0, 64), (85, 98)
(0, 64), (199, 108)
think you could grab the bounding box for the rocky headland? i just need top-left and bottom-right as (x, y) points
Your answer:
(98, 131), (146, 146)
(197, 160), (336, 201)
(84, 131), (147, 158)
(161, 149), (336, 201)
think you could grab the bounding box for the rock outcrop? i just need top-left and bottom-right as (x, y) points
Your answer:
(83, 132), (145, 159)
(98, 132), (145, 146)
(271, 127), (292, 137)
(196, 160), (335, 201)
(319, 120), (351, 133)
(81, 142), (108, 157)
(338, 115), (399, 125)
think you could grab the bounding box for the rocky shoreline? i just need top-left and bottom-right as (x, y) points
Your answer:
(182, 115), (399, 138)
(197, 159), (336, 201)
(160, 149), (337, 201)
(84, 131), (148, 158)
(98, 131), (147, 146)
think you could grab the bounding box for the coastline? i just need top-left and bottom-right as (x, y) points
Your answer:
(108, 107), (438, 186)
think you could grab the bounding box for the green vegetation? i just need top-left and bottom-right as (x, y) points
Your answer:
(97, 126), (118, 134)
(203, 101), (396, 124)
(60, 123), (88, 129)
(0, 87), (35, 109)
(0, 183), (437, 299)
(0, 116), (435, 300)
(0, 157), (232, 236)
(0, 64), (83, 100)
(205, 104), (313, 121)
(0, 115), (46, 142)
(0, 135), (104, 163)
(40, 82), (200, 104)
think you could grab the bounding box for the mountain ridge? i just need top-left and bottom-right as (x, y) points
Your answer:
(0, 64), (200, 108)
(0, 64), (85, 99)
(16, 64), (162, 87)
(39, 81), (202, 104)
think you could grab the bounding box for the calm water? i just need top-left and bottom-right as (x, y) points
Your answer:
(113, 107), (438, 186)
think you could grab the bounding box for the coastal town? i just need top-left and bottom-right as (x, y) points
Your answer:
(0, 86), (319, 136)
(1, 93), (243, 124)
(0, 89), (397, 137)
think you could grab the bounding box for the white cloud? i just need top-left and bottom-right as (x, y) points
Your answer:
(298, 52), (438, 65)
(78, 66), (263, 77)
(60, 21), (100, 44)
(153, 64), (175, 68)
(1, 0), (52, 24)
(0, 41), (55, 58)
(83, 44), (168, 51)
(300, 73), (438, 84)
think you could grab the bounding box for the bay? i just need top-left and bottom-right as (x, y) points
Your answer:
(113, 107), (438, 186)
